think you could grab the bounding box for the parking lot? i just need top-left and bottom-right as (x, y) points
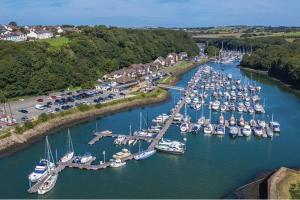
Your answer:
(1, 88), (131, 130)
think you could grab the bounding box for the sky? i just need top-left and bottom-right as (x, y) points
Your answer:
(0, 0), (299, 27)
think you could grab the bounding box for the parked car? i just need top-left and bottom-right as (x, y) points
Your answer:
(36, 98), (43, 102)
(18, 109), (28, 114)
(119, 92), (126, 96)
(21, 116), (29, 122)
(54, 108), (61, 112)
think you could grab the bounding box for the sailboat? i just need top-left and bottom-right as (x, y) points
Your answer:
(28, 136), (55, 183)
(60, 129), (74, 163)
(36, 136), (58, 195)
(198, 103), (205, 126)
(269, 114), (280, 133)
(134, 141), (156, 160)
(204, 108), (213, 134)
(180, 103), (190, 132)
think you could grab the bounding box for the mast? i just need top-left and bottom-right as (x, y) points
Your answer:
(139, 112), (142, 131)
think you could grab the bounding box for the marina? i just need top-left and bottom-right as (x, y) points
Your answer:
(26, 59), (282, 195)
(1, 60), (299, 198)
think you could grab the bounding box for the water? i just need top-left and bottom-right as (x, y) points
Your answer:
(1, 61), (300, 198)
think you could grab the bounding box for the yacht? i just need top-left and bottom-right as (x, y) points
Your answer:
(112, 149), (132, 160)
(37, 173), (58, 195)
(110, 159), (126, 168)
(155, 144), (184, 155)
(28, 159), (55, 182)
(159, 138), (185, 148)
(28, 136), (55, 183)
(80, 152), (93, 164)
(242, 124), (252, 137)
(60, 129), (74, 163)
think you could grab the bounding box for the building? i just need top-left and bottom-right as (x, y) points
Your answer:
(154, 56), (166, 66)
(1, 32), (27, 42)
(27, 30), (53, 40)
(178, 52), (188, 60)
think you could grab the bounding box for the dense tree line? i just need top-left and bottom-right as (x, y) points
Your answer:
(198, 36), (300, 89)
(241, 39), (300, 89)
(0, 26), (199, 98)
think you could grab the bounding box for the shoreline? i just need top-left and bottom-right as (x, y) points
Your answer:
(239, 66), (300, 95)
(0, 61), (202, 157)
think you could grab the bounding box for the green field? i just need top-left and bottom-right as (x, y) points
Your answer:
(43, 37), (70, 48)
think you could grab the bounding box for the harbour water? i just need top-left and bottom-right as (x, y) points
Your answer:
(1, 61), (300, 198)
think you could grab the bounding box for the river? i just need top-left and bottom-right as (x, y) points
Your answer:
(0, 61), (300, 198)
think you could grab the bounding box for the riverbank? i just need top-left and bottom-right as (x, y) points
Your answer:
(0, 60), (203, 156)
(240, 66), (300, 95)
(225, 167), (300, 199)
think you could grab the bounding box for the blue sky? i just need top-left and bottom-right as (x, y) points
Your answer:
(0, 0), (299, 27)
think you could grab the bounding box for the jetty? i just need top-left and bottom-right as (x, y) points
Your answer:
(88, 130), (158, 145)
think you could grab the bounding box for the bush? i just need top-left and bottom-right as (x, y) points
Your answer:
(24, 121), (34, 129)
(15, 125), (24, 134)
(77, 104), (91, 112)
(38, 113), (49, 122)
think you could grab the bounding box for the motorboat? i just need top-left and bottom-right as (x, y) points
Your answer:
(112, 149), (132, 160)
(80, 152), (93, 164)
(110, 159), (126, 168)
(180, 122), (189, 132)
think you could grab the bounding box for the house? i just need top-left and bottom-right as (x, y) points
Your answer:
(165, 57), (175, 67)
(154, 56), (166, 66)
(27, 30), (53, 40)
(1, 32), (27, 42)
(109, 68), (128, 80)
(57, 26), (64, 34)
(166, 53), (178, 62)
(178, 52), (188, 60)
(36, 30), (53, 39)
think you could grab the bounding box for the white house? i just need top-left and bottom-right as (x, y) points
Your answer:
(57, 26), (64, 34)
(2, 32), (27, 42)
(27, 30), (53, 40)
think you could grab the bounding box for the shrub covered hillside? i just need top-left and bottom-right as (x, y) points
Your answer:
(241, 39), (300, 89)
(0, 26), (199, 98)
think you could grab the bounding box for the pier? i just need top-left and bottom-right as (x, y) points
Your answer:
(88, 130), (158, 145)
(148, 98), (186, 150)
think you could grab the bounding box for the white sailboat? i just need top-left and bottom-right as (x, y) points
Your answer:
(60, 129), (74, 163)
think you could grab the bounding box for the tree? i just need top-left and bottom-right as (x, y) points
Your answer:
(8, 21), (17, 27)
